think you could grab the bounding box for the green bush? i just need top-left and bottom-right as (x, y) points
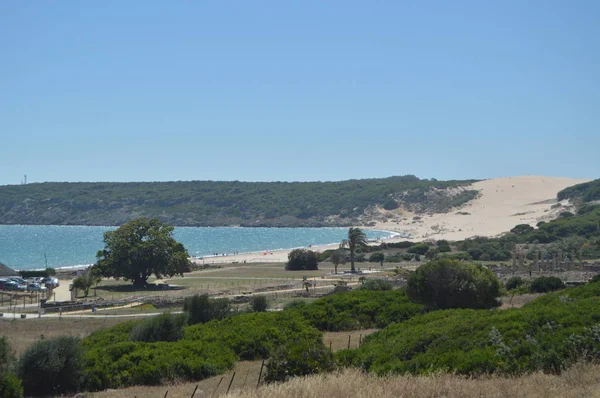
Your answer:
(183, 312), (322, 360)
(0, 374), (23, 398)
(530, 276), (565, 293)
(283, 299), (307, 310)
(286, 249), (319, 271)
(84, 340), (236, 390)
(368, 252), (385, 265)
(337, 288), (600, 376)
(505, 276), (527, 291)
(407, 243), (430, 255)
(360, 278), (393, 291)
(184, 294), (232, 325)
(289, 289), (424, 331)
(129, 313), (185, 342)
(251, 295), (269, 312)
(407, 259), (502, 310)
(0, 337), (22, 398)
(317, 249), (335, 262)
(436, 240), (451, 252)
(264, 339), (335, 383)
(18, 336), (84, 396)
(386, 241), (415, 249)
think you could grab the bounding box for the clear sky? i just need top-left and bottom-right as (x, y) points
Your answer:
(1, 1), (598, 185)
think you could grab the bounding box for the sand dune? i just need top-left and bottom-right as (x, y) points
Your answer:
(374, 175), (591, 241)
(193, 176), (590, 265)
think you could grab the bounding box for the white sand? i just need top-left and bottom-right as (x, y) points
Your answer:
(373, 175), (591, 241)
(195, 176), (590, 264)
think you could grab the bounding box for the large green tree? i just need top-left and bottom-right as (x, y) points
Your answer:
(93, 218), (191, 286)
(340, 227), (368, 273)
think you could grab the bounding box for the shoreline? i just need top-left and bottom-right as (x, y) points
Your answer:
(15, 228), (403, 272)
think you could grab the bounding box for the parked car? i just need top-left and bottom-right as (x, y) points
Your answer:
(27, 283), (47, 292)
(5, 281), (26, 291)
(44, 277), (59, 289)
(9, 277), (27, 285)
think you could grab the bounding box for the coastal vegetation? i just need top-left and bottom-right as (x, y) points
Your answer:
(0, 176), (478, 226)
(557, 178), (600, 203)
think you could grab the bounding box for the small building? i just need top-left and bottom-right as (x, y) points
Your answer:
(0, 262), (19, 278)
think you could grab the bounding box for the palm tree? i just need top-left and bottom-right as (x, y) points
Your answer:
(340, 227), (368, 273)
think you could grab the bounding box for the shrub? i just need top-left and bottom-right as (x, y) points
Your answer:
(360, 278), (393, 291)
(84, 340), (236, 390)
(286, 249), (319, 271)
(386, 241), (415, 249)
(265, 340), (335, 383)
(289, 289), (424, 331)
(407, 259), (502, 310)
(368, 252), (385, 265)
(590, 274), (600, 283)
(336, 295), (600, 376)
(437, 240), (451, 252)
(511, 224), (534, 235)
(0, 374), (23, 398)
(530, 276), (565, 293)
(184, 294), (232, 325)
(283, 299), (307, 310)
(317, 249), (335, 262)
(0, 338), (22, 398)
(407, 243), (430, 255)
(184, 312), (322, 360)
(251, 295), (269, 312)
(129, 313), (185, 342)
(505, 276), (526, 291)
(18, 336), (84, 396)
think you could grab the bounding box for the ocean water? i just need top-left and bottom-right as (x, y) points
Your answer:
(0, 225), (394, 270)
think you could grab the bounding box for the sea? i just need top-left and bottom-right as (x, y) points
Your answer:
(0, 225), (397, 270)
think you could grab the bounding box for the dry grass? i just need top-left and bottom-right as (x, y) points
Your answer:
(323, 329), (378, 351)
(89, 363), (600, 398)
(499, 293), (543, 309)
(0, 317), (131, 355)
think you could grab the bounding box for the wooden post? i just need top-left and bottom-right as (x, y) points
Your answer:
(347, 335), (351, 349)
(211, 376), (224, 398)
(359, 334), (362, 346)
(164, 390), (169, 398)
(190, 385), (198, 397)
(256, 359), (265, 389)
(226, 372), (236, 395)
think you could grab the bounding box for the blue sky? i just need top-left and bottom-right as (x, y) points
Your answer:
(1, 1), (598, 185)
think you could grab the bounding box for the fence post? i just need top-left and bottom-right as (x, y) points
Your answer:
(347, 335), (351, 349)
(226, 372), (236, 394)
(211, 376), (224, 398)
(190, 384), (199, 397)
(256, 359), (265, 389)
(164, 390), (168, 398)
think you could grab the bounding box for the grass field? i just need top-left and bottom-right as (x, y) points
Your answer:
(0, 317), (128, 355)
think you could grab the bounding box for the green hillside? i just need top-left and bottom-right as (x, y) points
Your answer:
(0, 176), (478, 226)
(557, 178), (600, 203)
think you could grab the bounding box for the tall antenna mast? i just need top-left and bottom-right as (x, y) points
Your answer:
(24, 174), (27, 185)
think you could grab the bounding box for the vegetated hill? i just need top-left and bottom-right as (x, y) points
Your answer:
(0, 176), (478, 227)
(557, 178), (600, 204)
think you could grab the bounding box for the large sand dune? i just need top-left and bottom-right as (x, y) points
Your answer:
(375, 176), (591, 241)
(194, 176), (590, 264)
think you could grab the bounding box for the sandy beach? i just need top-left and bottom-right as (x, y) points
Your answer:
(194, 176), (590, 264)
(46, 176), (589, 270)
